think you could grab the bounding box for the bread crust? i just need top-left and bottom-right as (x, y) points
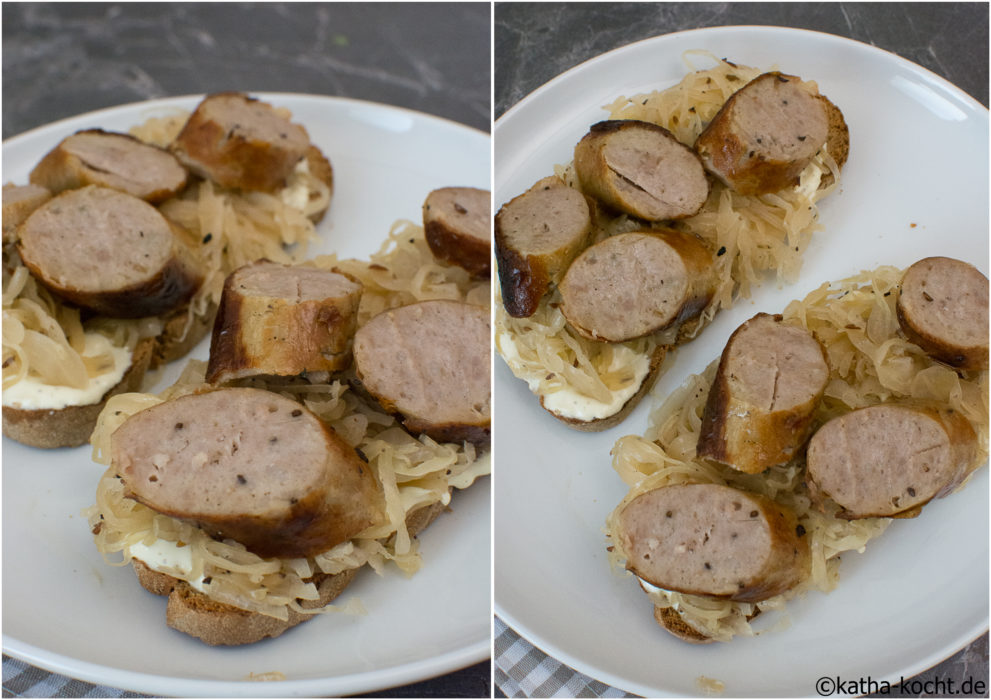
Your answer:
(2, 337), (154, 448)
(130, 499), (449, 645)
(654, 606), (714, 644)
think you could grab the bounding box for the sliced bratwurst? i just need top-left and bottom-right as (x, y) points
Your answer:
(574, 120), (710, 221)
(206, 260), (363, 385)
(806, 403), (979, 519)
(495, 175), (593, 318)
(614, 483), (810, 602)
(695, 72), (829, 195)
(896, 256), (989, 370)
(112, 387), (384, 559)
(423, 187), (491, 278)
(30, 129), (188, 203)
(697, 313), (829, 473)
(558, 230), (714, 342)
(171, 92), (310, 192)
(353, 300), (490, 446)
(16, 185), (203, 318)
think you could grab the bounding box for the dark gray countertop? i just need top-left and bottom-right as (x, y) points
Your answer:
(2, 2), (489, 699)
(494, 2), (988, 698)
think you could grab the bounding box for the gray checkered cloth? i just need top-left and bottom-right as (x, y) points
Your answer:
(494, 617), (637, 698)
(1, 656), (148, 698)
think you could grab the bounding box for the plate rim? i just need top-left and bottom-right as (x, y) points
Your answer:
(493, 23), (989, 697)
(2, 93), (492, 697)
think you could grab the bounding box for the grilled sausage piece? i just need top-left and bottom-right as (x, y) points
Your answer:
(495, 175), (593, 318)
(29, 129), (188, 203)
(206, 260), (363, 385)
(558, 230), (714, 342)
(113, 387), (384, 559)
(615, 483), (810, 603)
(896, 257), (989, 370)
(16, 186), (203, 318)
(574, 120), (710, 221)
(2, 183), (51, 244)
(353, 300), (490, 446)
(171, 92), (310, 192)
(423, 187), (491, 278)
(695, 72), (829, 195)
(806, 403), (979, 519)
(697, 313), (829, 473)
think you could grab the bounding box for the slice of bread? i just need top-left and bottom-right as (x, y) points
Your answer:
(2, 337), (155, 449)
(130, 499), (449, 645)
(653, 606), (714, 644)
(542, 344), (667, 432)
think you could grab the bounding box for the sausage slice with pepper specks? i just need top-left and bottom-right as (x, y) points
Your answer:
(206, 260), (363, 385)
(16, 185), (203, 318)
(695, 72), (829, 195)
(112, 387), (384, 559)
(697, 313), (829, 473)
(805, 403), (979, 519)
(614, 483), (810, 603)
(353, 300), (490, 446)
(494, 175), (593, 318)
(896, 256), (989, 370)
(575, 120), (710, 221)
(423, 187), (491, 278)
(558, 230), (714, 343)
(171, 92), (310, 192)
(30, 129), (188, 203)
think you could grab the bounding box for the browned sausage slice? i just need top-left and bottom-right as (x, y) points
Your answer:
(423, 187), (491, 278)
(896, 257), (989, 370)
(112, 387), (384, 559)
(697, 313), (829, 473)
(614, 483), (810, 602)
(558, 230), (714, 342)
(805, 403), (979, 519)
(29, 129), (188, 203)
(695, 73), (829, 195)
(494, 175), (593, 318)
(206, 260), (363, 385)
(352, 300), (490, 446)
(171, 92), (310, 192)
(16, 186), (203, 318)
(2, 183), (51, 244)
(574, 120), (710, 221)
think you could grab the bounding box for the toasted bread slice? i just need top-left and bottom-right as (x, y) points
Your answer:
(542, 344), (667, 432)
(654, 606), (714, 644)
(2, 337), (154, 448)
(131, 499), (448, 645)
(817, 95), (849, 189)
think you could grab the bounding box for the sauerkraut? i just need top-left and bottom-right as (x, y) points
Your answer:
(496, 52), (841, 420)
(2, 103), (324, 408)
(607, 265), (988, 642)
(87, 221), (490, 621)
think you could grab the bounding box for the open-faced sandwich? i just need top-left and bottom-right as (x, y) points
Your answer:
(494, 53), (849, 430)
(606, 257), (988, 642)
(2, 92), (334, 448)
(86, 185), (491, 645)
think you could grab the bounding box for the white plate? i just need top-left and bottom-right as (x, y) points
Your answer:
(2, 94), (491, 697)
(494, 26), (988, 698)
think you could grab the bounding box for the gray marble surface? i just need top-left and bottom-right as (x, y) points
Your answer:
(494, 2), (988, 698)
(2, 2), (489, 698)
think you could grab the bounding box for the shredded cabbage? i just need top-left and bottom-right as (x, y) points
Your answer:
(607, 265), (988, 641)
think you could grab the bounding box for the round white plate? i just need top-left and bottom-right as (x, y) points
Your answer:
(2, 94), (491, 697)
(494, 26), (988, 698)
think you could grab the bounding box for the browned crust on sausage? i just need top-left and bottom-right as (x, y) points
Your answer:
(544, 343), (667, 432)
(653, 606), (714, 644)
(2, 337), (154, 448)
(171, 92), (308, 193)
(131, 499), (448, 645)
(494, 176), (594, 318)
(305, 144), (334, 223)
(423, 187), (491, 279)
(817, 94), (849, 189)
(29, 129), (188, 204)
(696, 313), (828, 473)
(575, 120), (710, 221)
